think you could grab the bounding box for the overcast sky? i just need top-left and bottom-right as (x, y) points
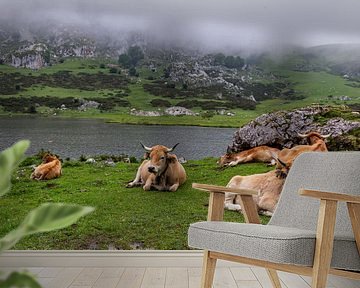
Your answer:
(1, 0), (360, 51)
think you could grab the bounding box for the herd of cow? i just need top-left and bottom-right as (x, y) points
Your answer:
(30, 131), (330, 216)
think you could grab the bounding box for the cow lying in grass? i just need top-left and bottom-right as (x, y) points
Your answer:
(218, 146), (280, 167)
(31, 154), (62, 180)
(275, 132), (330, 178)
(225, 132), (330, 215)
(126, 143), (186, 192)
(225, 169), (284, 216)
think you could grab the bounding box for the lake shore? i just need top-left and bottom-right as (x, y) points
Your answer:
(0, 108), (254, 128)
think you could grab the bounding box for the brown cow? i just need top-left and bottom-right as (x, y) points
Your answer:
(225, 170), (285, 216)
(126, 143), (186, 191)
(31, 154), (62, 180)
(225, 132), (330, 215)
(275, 132), (330, 178)
(218, 146), (280, 167)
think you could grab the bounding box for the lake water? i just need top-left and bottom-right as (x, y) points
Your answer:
(0, 116), (236, 160)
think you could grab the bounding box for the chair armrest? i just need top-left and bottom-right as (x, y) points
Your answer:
(192, 183), (258, 196)
(300, 188), (360, 274)
(192, 183), (260, 224)
(299, 189), (360, 204)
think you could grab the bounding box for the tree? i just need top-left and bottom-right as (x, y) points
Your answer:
(224, 56), (236, 68)
(44, 49), (51, 64)
(213, 53), (225, 66)
(118, 46), (144, 69)
(214, 53), (244, 69)
(118, 54), (131, 68)
(128, 46), (144, 67)
(109, 67), (118, 74)
(27, 105), (37, 114)
(129, 67), (139, 77)
(234, 56), (244, 68)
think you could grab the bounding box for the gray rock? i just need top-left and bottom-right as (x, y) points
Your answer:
(165, 106), (195, 116)
(130, 110), (161, 116)
(78, 100), (100, 111)
(227, 106), (360, 153)
(104, 159), (116, 167)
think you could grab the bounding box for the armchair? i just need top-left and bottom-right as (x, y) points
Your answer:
(188, 152), (360, 288)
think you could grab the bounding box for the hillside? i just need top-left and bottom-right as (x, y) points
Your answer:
(0, 22), (360, 127)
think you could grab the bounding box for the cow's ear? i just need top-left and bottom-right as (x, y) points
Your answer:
(144, 152), (150, 159)
(167, 154), (177, 163)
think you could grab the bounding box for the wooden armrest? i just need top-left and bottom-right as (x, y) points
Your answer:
(192, 183), (258, 196)
(299, 189), (360, 204)
(193, 183), (260, 224)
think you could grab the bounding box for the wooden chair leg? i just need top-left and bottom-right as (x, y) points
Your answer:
(347, 202), (360, 254)
(266, 269), (282, 288)
(201, 250), (217, 288)
(311, 200), (337, 288)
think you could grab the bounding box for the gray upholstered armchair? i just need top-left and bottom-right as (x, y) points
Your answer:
(188, 152), (360, 288)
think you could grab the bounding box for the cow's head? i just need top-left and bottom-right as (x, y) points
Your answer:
(270, 150), (291, 179)
(298, 132), (331, 145)
(141, 143), (179, 175)
(217, 153), (234, 166)
(42, 154), (59, 163)
(275, 157), (292, 179)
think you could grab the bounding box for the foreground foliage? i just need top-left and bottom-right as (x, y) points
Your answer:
(0, 141), (94, 287)
(0, 157), (272, 250)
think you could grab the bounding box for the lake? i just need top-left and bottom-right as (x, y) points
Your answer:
(0, 116), (236, 160)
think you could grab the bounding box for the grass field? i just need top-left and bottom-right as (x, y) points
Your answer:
(0, 158), (272, 250)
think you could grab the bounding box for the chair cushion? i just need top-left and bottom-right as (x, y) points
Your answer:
(188, 221), (360, 271)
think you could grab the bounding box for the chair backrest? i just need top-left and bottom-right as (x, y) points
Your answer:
(269, 152), (360, 239)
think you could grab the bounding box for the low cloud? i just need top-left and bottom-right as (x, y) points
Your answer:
(1, 0), (360, 52)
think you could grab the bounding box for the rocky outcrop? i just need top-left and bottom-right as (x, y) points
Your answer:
(227, 106), (360, 153)
(128, 106), (196, 116)
(130, 109), (161, 116)
(9, 43), (49, 69)
(78, 100), (100, 111)
(11, 53), (47, 69)
(165, 106), (196, 116)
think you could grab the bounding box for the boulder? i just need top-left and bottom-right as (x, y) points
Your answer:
(227, 106), (360, 153)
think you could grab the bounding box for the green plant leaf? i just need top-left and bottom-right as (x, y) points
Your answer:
(0, 203), (94, 251)
(0, 140), (30, 197)
(0, 271), (41, 288)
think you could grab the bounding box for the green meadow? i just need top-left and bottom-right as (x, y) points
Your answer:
(0, 158), (271, 250)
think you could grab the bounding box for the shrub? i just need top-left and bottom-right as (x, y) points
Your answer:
(150, 99), (172, 107)
(129, 67), (139, 77)
(79, 155), (87, 162)
(166, 82), (176, 89)
(201, 110), (215, 119)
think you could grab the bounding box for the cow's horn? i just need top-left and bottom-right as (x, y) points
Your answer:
(167, 143), (179, 152)
(297, 133), (308, 138)
(140, 142), (152, 152)
(320, 133), (331, 138)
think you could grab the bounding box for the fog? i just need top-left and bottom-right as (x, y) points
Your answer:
(1, 0), (360, 52)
